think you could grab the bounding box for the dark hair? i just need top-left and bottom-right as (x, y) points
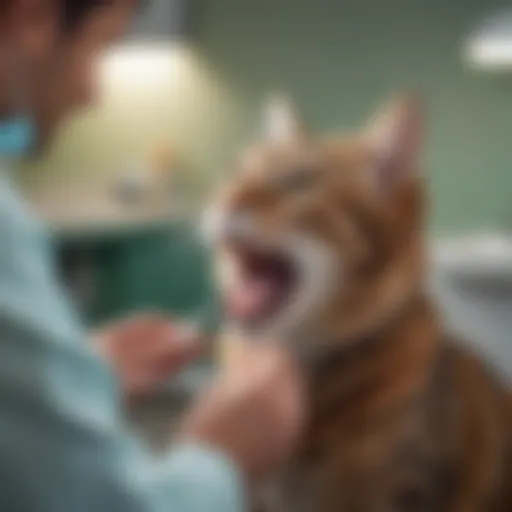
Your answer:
(61, 0), (144, 33)
(61, 0), (104, 32)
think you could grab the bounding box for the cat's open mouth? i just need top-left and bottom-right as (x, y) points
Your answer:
(220, 243), (299, 327)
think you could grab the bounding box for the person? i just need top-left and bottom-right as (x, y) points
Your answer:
(0, 1), (306, 511)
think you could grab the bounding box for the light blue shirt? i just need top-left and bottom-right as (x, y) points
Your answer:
(0, 173), (245, 512)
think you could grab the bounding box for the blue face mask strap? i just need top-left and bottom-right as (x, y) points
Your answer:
(0, 50), (36, 159)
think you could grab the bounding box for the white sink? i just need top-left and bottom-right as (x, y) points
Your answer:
(433, 233), (512, 283)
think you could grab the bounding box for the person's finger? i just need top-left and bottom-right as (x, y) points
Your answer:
(119, 317), (183, 359)
(146, 322), (205, 357)
(228, 339), (279, 371)
(134, 323), (206, 381)
(247, 343), (296, 380)
(221, 345), (292, 400)
(152, 347), (202, 380)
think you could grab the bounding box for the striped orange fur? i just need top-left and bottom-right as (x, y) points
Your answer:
(208, 95), (512, 511)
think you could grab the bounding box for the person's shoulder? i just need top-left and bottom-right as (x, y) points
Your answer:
(0, 172), (51, 281)
(0, 172), (44, 238)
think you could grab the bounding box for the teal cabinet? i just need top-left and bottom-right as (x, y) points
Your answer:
(57, 222), (217, 327)
(109, 226), (214, 317)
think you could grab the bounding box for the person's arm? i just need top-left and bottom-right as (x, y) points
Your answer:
(0, 178), (245, 512)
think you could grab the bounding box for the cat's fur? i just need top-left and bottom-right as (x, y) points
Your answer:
(206, 95), (512, 511)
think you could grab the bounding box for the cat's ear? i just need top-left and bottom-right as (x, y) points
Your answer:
(262, 93), (305, 145)
(364, 94), (423, 191)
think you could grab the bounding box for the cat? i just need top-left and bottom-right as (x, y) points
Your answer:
(204, 94), (512, 511)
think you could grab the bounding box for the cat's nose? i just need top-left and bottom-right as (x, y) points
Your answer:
(202, 206), (255, 244)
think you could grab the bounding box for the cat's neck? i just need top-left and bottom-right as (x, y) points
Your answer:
(303, 294), (442, 423)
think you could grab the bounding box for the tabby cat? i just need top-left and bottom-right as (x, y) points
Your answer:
(204, 94), (512, 511)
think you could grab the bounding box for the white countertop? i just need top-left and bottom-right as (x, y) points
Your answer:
(25, 180), (196, 239)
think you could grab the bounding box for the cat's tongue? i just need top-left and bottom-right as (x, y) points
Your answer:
(226, 277), (276, 320)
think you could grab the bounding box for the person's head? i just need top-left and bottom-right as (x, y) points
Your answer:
(0, 0), (141, 150)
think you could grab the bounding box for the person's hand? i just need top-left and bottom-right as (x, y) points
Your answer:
(181, 343), (306, 484)
(94, 314), (203, 398)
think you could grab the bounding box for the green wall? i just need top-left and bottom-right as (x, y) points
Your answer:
(196, 0), (512, 234)
(24, 0), (512, 233)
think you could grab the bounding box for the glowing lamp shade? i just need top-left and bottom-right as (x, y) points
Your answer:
(101, 44), (192, 89)
(465, 8), (512, 71)
(100, 0), (193, 89)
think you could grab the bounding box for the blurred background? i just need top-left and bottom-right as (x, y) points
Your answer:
(14, 0), (512, 443)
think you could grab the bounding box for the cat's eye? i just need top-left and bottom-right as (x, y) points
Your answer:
(274, 165), (317, 192)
